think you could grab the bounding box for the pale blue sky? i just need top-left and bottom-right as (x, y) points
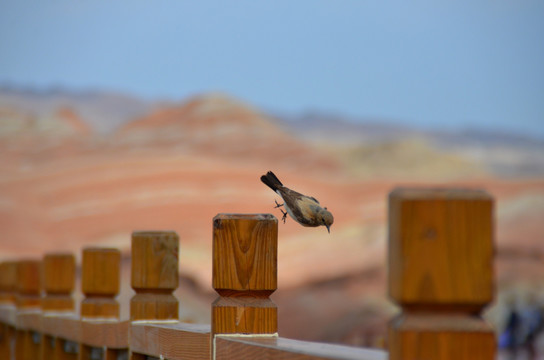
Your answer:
(1, 1), (543, 136)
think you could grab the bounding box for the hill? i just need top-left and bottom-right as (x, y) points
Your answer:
(0, 88), (543, 345)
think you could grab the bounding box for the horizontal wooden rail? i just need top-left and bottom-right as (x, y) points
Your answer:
(0, 188), (497, 359)
(215, 336), (387, 360)
(130, 322), (210, 360)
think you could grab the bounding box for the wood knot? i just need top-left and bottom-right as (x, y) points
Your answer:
(422, 227), (437, 241)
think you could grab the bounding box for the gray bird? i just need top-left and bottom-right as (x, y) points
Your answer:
(260, 171), (334, 233)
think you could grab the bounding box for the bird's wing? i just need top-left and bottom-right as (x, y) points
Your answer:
(295, 197), (322, 226)
(278, 187), (321, 227)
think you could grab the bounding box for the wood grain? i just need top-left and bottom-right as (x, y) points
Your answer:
(81, 248), (120, 319)
(130, 231), (179, 321)
(212, 296), (277, 335)
(0, 323), (14, 359)
(80, 320), (129, 348)
(41, 314), (80, 342)
(80, 248), (129, 355)
(16, 260), (41, 309)
(215, 336), (387, 360)
(212, 214), (277, 293)
(212, 214), (278, 337)
(388, 188), (493, 307)
(0, 261), (17, 304)
(42, 253), (75, 312)
(388, 188), (496, 360)
(16, 329), (41, 360)
(130, 322), (210, 360)
(389, 313), (496, 360)
(41, 334), (54, 360)
(14, 260), (41, 360)
(16, 312), (41, 331)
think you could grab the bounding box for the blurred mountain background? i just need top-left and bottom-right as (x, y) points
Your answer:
(1, 88), (543, 347)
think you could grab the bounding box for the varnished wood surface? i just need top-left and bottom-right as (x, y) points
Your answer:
(390, 312), (494, 332)
(130, 322), (210, 360)
(0, 261), (17, 303)
(80, 319), (129, 348)
(388, 188), (494, 307)
(15, 311), (41, 331)
(389, 311), (497, 356)
(131, 231), (179, 290)
(16, 260), (41, 309)
(0, 323), (13, 359)
(131, 231), (179, 321)
(212, 214), (277, 292)
(212, 296), (278, 335)
(82, 248), (120, 296)
(212, 214), (278, 337)
(43, 253), (75, 312)
(388, 188), (496, 360)
(16, 329), (41, 360)
(41, 314), (80, 342)
(81, 248), (120, 319)
(43, 253), (75, 295)
(215, 336), (387, 360)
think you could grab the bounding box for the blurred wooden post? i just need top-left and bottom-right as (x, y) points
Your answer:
(0, 261), (17, 304)
(15, 259), (42, 360)
(41, 253), (75, 360)
(81, 248), (120, 319)
(81, 248), (121, 360)
(42, 253), (75, 313)
(130, 231), (179, 321)
(211, 214), (278, 342)
(388, 188), (496, 360)
(0, 261), (17, 359)
(130, 231), (179, 360)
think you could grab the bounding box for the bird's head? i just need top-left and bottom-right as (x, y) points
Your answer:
(319, 208), (334, 233)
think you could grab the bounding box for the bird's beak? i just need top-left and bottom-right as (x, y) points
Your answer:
(326, 225), (330, 234)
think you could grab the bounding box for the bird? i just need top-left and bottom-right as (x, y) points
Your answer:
(260, 171), (334, 233)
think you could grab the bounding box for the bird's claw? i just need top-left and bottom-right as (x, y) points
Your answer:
(280, 209), (287, 224)
(274, 200), (284, 208)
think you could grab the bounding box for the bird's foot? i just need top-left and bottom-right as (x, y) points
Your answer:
(274, 200), (284, 208)
(279, 209), (288, 224)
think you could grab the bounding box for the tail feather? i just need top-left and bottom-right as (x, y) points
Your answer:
(260, 171), (283, 192)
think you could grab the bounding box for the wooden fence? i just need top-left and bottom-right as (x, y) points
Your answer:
(0, 188), (496, 359)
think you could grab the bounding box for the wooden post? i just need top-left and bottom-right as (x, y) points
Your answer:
(16, 260), (41, 310)
(41, 253), (76, 360)
(130, 231), (179, 321)
(80, 248), (121, 360)
(81, 248), (121, 319)
(211, 214), (278, 338)
(129, 231), (179, 360)
(388, 188), (496, 360)
(0, 261), (17, 359)
(42, 253), (75, 312)
(15, 259), (42, 360)
(0, 261), (17, 304)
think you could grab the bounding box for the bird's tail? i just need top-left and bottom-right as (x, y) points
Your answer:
(260, 171), (283, 192)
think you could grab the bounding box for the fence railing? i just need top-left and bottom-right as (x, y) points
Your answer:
(0, 188), (497, 359)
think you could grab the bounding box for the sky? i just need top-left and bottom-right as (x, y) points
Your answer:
(0, 1), (543, 137)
